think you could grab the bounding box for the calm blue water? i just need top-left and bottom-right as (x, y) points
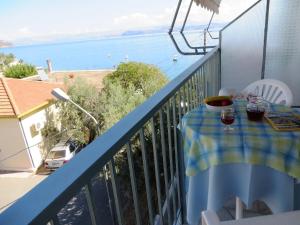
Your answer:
(0, 33), (214, 79)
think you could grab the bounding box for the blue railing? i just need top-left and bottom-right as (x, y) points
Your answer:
(0, 47), (220, 225)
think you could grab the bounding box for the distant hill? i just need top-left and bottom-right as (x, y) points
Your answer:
(121, 23), (226, 36)
(0, 40), (12, 48)
(8, 23), (226, 46)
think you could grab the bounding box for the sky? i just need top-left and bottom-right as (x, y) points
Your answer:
(0, 0), (257, 42)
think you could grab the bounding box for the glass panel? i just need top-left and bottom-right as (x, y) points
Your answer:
(264, 0), (300, 106)
(220, 1), (266, 92)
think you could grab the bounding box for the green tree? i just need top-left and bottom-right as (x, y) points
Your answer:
(56, 78), (104, 144)
(53, 62), (168, 142)
(0, 53), (15, 72)
(99, 80), (146, 130)
(105, 62), (168, 97)
(42, 62), (168, 224)
(4, 63), (37, 78)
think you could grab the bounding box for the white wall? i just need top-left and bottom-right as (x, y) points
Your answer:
(0, 118), (33, 171)
(20, 104), (58, 168)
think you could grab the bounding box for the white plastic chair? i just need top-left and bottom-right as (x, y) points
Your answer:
(243, 79), (293, 107)
(202, 210), (300, 225)
(219, 79), (293, 107)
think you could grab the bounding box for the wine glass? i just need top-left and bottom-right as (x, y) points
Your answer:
(221, 108), (235, 131)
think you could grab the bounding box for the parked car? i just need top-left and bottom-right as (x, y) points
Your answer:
(44, 138), (82, 170)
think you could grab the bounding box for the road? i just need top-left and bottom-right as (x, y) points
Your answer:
(0, 170), (114, 225)
(0, 171), (47, 213)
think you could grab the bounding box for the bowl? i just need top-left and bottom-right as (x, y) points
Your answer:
(204, 96), (233, 112)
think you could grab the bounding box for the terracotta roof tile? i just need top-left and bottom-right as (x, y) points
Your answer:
(0, 78), (64, 117)
(0, 78), (15, 117)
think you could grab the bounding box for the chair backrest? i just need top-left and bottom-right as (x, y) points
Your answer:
(202, 210), (300, 225)
(242, 79), (293, 107)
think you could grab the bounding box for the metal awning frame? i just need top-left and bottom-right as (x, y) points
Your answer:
(169, 0), (217, 55)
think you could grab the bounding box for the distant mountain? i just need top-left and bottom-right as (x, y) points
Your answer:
(0, 40), (12, 48)
(121, 23), (226, 36)
(8, 22), (226, 46)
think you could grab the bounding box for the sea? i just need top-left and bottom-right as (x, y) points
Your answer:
(0, 32), (218, 80)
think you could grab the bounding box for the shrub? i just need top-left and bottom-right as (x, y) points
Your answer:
(105, 62), (168, 97)
(4, 64), (37, 78)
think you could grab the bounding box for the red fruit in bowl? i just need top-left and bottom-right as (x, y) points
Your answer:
(207, 99), (232, 106)
(221, 99), (232, 106)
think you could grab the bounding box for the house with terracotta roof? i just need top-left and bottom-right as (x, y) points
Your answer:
(0, 78), (64, 171)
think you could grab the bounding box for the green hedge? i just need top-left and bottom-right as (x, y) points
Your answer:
(4, 64), (37, 79)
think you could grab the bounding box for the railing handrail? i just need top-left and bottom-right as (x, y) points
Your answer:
(0, 46), (220, 225)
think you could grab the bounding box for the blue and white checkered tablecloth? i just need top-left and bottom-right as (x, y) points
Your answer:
(182, 100), (300, 178)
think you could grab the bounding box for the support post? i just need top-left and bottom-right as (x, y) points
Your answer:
(204, 29), (207, 54)
(261, 0), (270, 79)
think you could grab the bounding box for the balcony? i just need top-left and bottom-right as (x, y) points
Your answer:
(1, 1), (300, 225)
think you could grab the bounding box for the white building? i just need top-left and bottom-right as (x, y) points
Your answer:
(0, 78), (63, 172)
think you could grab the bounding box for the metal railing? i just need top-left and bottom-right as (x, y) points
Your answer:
(0, 47), (221, 225)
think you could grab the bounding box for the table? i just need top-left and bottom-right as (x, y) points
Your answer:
(181, 101), (300, 225)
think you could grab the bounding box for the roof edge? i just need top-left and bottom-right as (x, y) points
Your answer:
(0, 115), (18, 119)
(18, 101), (54, 119)
(1, 78), (20, 115)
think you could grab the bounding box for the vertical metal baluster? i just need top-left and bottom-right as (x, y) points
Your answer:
(190, 78), (194, 110)
(203, 63), (206, 98)
(211, 56), (217, 95)
(190, 78), (194, 109)
(172, 96), (181, 215)
(205, 63), (209, 98)
(159, 109), (172, 225)
(102, 166), (116, 225)
(186, 81), (191, 112)
(151, 118), (164, 225)
(200, 66), (204, 99)
(210, 58), (212, 95)
(193, 74), (197, 108)
(109, 160), (124, 225)
(210, 57), (213, 94)
(166, 101), (177, 220)
(196, 70), (201, 106)
(194, 74), (198, 108)
(212, 55), (216, 94)
(194, 73), (198, 107)
(194, 71), (198, 107)
(182, 86), (187, 114)
(204, 62), (208, 97)
(48, 215), (60, 225)
(139, 128), (154, 225)
(126, 142), (142, 225)
(177, 89), (187, 225)
(193, 73), (197, 107)
(190, 76), (195, 109)
(84, 183), (98, 225)
(208, 59), (212, 96)
(200, 68), (204, 102)
(207, 58), (211, 96)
